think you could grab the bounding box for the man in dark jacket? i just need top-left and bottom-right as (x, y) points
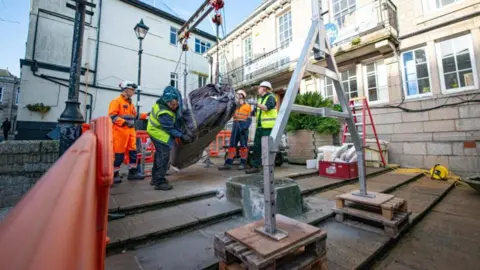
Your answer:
(147, 87), (192, 190)
(1, 118), (11, 141)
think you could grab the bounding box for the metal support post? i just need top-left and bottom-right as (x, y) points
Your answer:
(59, 0), (95, 156)
(255, 136), (288, 240)
(137, 39), (143, 115)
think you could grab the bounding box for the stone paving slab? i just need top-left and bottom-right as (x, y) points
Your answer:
(373, 186), (479, 270)
(107, 197), (242, 249)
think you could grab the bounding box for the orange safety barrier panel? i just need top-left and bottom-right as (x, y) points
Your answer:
(209, 130), (231, 157)
(0, 116), (113, 270)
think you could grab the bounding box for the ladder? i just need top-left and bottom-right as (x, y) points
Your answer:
(342, 97), (387, 167)
(256, 0), (375, 241)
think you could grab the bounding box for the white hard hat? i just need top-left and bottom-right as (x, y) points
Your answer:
(259, 81), (272, 90)
(119, 81), (138, 90)
(236, 90), (247, 98)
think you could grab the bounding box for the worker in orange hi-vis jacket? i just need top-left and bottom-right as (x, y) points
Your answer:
(109, 81), (145, 184)
(218, 90), (252, 171)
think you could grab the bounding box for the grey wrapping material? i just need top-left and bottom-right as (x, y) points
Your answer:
(170, 84), (237, 169)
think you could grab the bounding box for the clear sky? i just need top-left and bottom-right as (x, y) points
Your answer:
(0, 0), (262, 77)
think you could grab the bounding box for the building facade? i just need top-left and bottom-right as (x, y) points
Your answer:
(0, 69), (20, 137)
(17, 0), (216, 140)
(208, 0), (480, 177)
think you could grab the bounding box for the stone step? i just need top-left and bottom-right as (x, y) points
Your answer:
(107, 196), (242, 253)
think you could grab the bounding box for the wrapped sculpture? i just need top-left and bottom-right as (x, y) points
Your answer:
(170, 84), (237, 169)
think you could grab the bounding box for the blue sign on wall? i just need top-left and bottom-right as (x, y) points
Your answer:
(325, 23), (338, 45)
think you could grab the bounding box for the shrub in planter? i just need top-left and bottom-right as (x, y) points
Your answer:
(286, 92), (340, 164)
(26, 103), (51, 119)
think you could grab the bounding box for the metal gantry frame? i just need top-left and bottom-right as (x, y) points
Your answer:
(256, 0), (374, 240)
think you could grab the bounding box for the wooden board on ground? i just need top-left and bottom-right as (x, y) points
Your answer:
(225, 214), (321, 257)
(337, 190), (394, 206)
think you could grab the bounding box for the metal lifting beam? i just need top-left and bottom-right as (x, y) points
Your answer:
(177, 0), (213, 43)
(256, 0), (373, 240)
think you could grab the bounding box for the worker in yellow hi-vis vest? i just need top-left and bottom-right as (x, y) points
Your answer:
(245, 81), (277, 174)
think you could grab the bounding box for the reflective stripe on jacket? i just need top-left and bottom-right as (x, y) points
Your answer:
(256, 93), (277, 128)
(147, 103), (176, 144)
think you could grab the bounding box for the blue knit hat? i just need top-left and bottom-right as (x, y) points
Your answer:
(162, 86), (179, 103)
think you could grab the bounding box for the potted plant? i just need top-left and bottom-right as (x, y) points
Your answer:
(286, 92), (340, 164)
(26, 103), (51, 119)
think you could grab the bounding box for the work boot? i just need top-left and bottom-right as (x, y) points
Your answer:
(113, 171), (122, 184)
(218, 164), (232, 171)
(238, 164), (245, 170)
(245, 167), (261, 174)
(127, 168), (144, 180)
(154, 183), (173, 191)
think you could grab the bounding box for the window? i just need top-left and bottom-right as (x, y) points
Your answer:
(220, 53), (227, 74)
(170, 73), (178, 88)
(422, 0), (462, 10)
(436, 34), (476, 92)
(198, 76), (207, 88)
(170, 26), (177, 45)
(333, 0), (356, 28)
(16, 87), (20, 105)
(322, 77), (334, 100)
(364, 61), (388, 103)
(278, 11), (292, 48)
(401, 48), (431, 98)
(244, 36), (253, 64)
(341, 68), (358, 100)
(0, 87), (3, 102)
(195, 38), (211, 54)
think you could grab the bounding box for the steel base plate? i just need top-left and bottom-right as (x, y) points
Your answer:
(254, 227), (289, 241)
(352, 191), (376, 198)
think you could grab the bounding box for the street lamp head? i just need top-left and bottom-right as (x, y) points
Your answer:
(134, 19), (149, 40)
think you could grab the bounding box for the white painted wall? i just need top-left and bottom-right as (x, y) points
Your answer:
(18, 0), (215, 123)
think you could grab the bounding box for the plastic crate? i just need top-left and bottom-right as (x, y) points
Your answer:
(319, 161), (358, 179)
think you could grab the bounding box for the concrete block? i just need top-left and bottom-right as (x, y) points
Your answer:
(391, 133), (432, 142)
(452, 142), (465, 156)
(0, 141), (41, 154)
(371, 112), (403, 124)
(427, 142), (452, 155)
(424, 156), (450, 169)
(456, 118), (480, 131)
(458, 105), (480, 118)
(399, 155), (424, 168)
(388, 142), (403, 154)
(377, 134), (392, 141)
(393, 122), (424, 134)
(366, 124), (393, 135)
(403, 143), (426, 155)
(423, 120), (455, 132)
(433, 132), (467, 142)
(428, 107), (459, 120)
(466, 131), (480, 140)
(449, 156), (480, 173)
(402, 112), (429, 122)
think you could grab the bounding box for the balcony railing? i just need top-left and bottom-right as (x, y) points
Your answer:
(220, 44), (294, 87)
(327, 0), (397, 46)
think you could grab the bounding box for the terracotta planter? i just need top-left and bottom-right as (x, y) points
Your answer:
(287, 130), (333, 164)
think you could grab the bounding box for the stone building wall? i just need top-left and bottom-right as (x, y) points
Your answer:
(0, 140), (59, 208)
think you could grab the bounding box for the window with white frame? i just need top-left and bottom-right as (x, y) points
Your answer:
(322, 77), (334, 100)
(401, 48), (431, 97)
(341, 68), (358, 100)
(170, 26), (177, 45)
(278, 11), (292, 48)
(195, 38), (211, 54)
(219, 53), (227, 74)
(0, 87), (3, 102)
(436, 34), (476, 92)
(333, 0), (356, 28)
(244, 36), (253, 64)
(422, 0), (462, 11)
(170, 73), (178, 88)
(198, 76), (207, 88)
(364, 61), (388, 103)
(16, 87), (20, 105)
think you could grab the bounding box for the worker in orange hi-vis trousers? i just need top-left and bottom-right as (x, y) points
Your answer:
(109, 81), (144, 184)
(218, 90), (252, 171)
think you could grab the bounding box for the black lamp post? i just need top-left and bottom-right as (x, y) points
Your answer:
(134, 19), (149, 117)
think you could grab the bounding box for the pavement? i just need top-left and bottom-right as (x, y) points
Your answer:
(106, 169), (456, 270)
(372, 185), (480, 270)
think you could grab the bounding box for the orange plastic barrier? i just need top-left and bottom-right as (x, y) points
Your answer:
(209, 130), (231, 157)
(0, 117), (113, 270)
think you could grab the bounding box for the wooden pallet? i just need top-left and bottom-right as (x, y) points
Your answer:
(214, 215), (328, 270)
(333, 191), (410, 238)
